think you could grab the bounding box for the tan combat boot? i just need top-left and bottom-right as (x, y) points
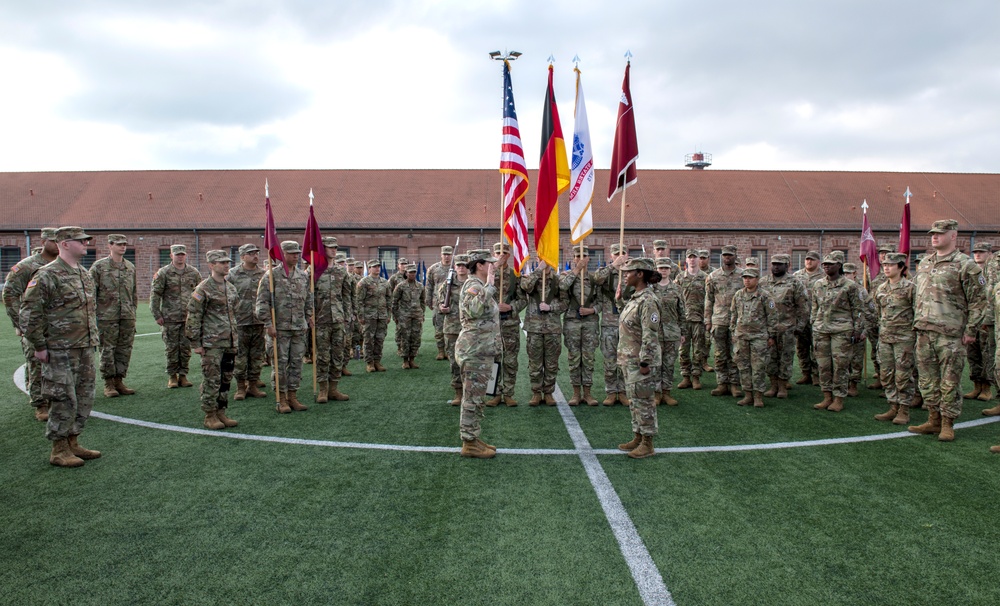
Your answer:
(691, 376), (702, 390)
(204, 411), (225, 430)
(234, 380), (247, 401)
(341, 365), (352, 377)
(752, 391), (764, 408)
(568, 386), (582, 406)
(913, 392), (925, 409)
(908, 408), (942, 435)
(328, 381), (349, 401)
(504, 395), (518, 407)
(167, 374), (179, 388)
(582, 387), (597, 406)
(402, 359), (411, 369)
(964, 381), (983, 399)
(476, 438), (497, 452)
(990, 444), (1000, 454)
(544, 393), (556, 406)
(677, 376), (692, 389)
(847, 382), (858, 397)
(255, 378), (267, 388)
(654, 392), (663, 406)
(763, 376), (779, 398)
(246, 381), (266, 399)
(103, 378), (120, 398)
(796, 373), (812, 385)
(486, 394), (502, 407)
(710, 382), (729, 396)
(366, 361), (376, 373)
(982, 402), (1000, 416)
(216, 408), (238, 428)
(450, 387), (462, 406)
(287, 390), (308, 411)
(460, 439), (495, 459)
(703, 364), (714, 373)
(49, 439), (85, 468)
(729, 384), (743, 398)
(628, 435), (655, 459)
(67, 435), (101, 459)
(813, 391), (834, 410)
(436, 348), (447, 361)
(662, 391), (678, 406)
(114, 376), (136, 395)
(34, 404), (49, 422)
(938, 415), (956, 442)
(276, 392), (292, 414)
(529, 392), (543, 406)
(868, 378), (884, 390)
(410, 359), (420, 369)
(178, 375), (194, 388)
(874, 403), (899, 421)
(618, 393), (630, 406)
(978, 384), (994, 402)
(618, 433), (642, 451)
(316, 382), (329, 403)
(736, 391), (753, 406)
(892, 405), (910, 425)
(776, 378), (789, 399)
(374, 360), (387, 372)
(827, 396), (845, 412)
(602, 392), (617, 406)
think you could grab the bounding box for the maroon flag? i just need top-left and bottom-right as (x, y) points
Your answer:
(301, 189), (328, 281)
(859, 201), (880, 281)
(607, 60), (638, 202)
(899, 186), (912, 255)
(263, 180), (286, 276)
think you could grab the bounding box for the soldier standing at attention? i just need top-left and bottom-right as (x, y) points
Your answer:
(393, 264), (426, 369)
(560, 249), (601, 406)
(228, 243), (267, 400)
(188, 250), (240, 430)
(456, 250), (500, 459)
(842, 262), (878, 397)
(255, 241), (313, 414)
(439, 254), (469, 405)
(675, 249), (709, 391)
(698, 249), (713, 275)
(872, 252), (917, 425)
(592, 244), (629, 405)
(388, 257), (409, 357)
(793, 250), (824, 385)
(966, 241), (995, 402)
(866, 242), (896, 390)
(521, 262), (564, 406)
(653, 259), (685, 406)
(425, 245), (453, 361)
(488, 242), (526, 407)
(344, 259), (365, 375)
(759, 253), (809, 399)
(811, 251), (864, 413)
(652, 240), (669, 260)
(21, 227), (101, 468)
(615, 258), (662, 459)
(705, 245), (744, 397)
(357, 259), (392, 372)
(730, 267), (778, 408)
(3, 227), (58, 421)
(312, 237), (353, 403)
(908, 220), (988, 442)
(90, 234), (138, 398)
(150, 244), (202, 388)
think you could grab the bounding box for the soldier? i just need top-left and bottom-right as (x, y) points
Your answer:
(3, 227), (59, 421)
(88, 234), (139, 398)
(698, 249), (713, 274)
(743, 257), (759, 270)
(21, 226), (101, 467)
(311, 236), (353, 402)
(675, 249), (709, 391)
(867, 242), (896, 390)
(521, 262), (564, 406)
(559, 249), (601, 406)
(255, 241), (313, 414)
(811, 251), (865, 413)
(615, 258), (663, 459)
(652, 240), (669, 260)
(439, 254), (469, 405)
(456, 250), (500, 459)
(908, 220), (988, 442)
(392, 264), (426, 369)
(592, 244), (629, 405)
(793, 250), (824, 385)
(227, 243), (267, 400)
(872, 252), (916, 424)
(356, 258), (392, 372)
(654, 258), (685, 406)
(188, 250), (240, 429)
(966, 241), (995, 402)
(150, 244), (202, 388)
(730, 267), (778, 407)
(705, 244), (744, 397)
(842, 262), (879, 397)
(759, 253), (809, 399)
(488, 241), (526, 407)
(387, 256), (409, 357)
(425, 245), (454, 361)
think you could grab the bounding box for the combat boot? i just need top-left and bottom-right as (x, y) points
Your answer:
(276, 392), (292, 414)
(618, 433), (642, 451)
(964, 381), (983, 399)
(341, 365), (352, 377)
(868, 378), (884, 390)
(913, 392), (925, 409)
(34, 404), (49, 422)
(374, 360), (387, 372)
(628, 435), (655, 459)
(486, 394), (501, 407)
(287, 390), (308, 411)
(114, 377), (136, 395)
(796, 373), (812, 385)
(764, 376), (779, 398)
(568, 385), (582, 406)
(255, 378), (267, 388)
(736, 391), (753, 406)
(776, 379), (789, 399)
(67, 434), (101, 459)
(103, 378), (120, 398)
(450, 387), (462, 406)
(167, 374), (179, 388)
(529, 392), (543, 406)
(677, 376), (692, 389)
(847, 382), (858, 397)
(978, 384), (994, 402)
(366, 361), (376, 373)
(982, 402), (1000, 416)
(328, 381), (349, 401)
(892, 405), (910, 425)
(476, 438), (496, 452)
(178, 375), (194, 388)
(813, 391), (834, 410)
(409, 359), (419, 369)
(703, 364), (714, 373)
(908, 408), (942, 435)
(827, 396), (845, 412)
(729, 384), (743, 398)
(710, 382), (729, 396)
(216, 408), (238, 428)
(544, 393), (556, 406)
(316, 381), (329, 403)
(691, 376), (702, 390)
(753, 391), (765, 408)
(990, 444), (1000, 454)
(938, 415), (956, 442)
(49, 439), (85, 468)
(582, 386), (598, 406)
(662, 391), (678, 406)
(204, 411), (225, 430)
(246, 381), (266, 399)
(460, 439), (495, 459)
(234, 380), (247, 401)
(874, 403), (899, 421)
(603, 392), (617, 406)
(654, 391), (663, 406)
(436, 348), (447, 361)
(618, 393), (630, 406)
(402, 359), (411, 369)
(504, 395), (518, 407)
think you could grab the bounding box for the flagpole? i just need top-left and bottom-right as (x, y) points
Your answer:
(264, 179), (282, 406)
(492, 50), (522, 296)
(310, 254), (317, 396)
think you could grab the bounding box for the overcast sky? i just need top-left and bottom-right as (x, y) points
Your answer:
(1, 1), (998, 173)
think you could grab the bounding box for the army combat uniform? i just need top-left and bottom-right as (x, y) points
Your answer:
(90, 234), (138, 397)
(872, 256), (916, 424)
(704, 246), (745, 396)
(730, 269), (778, 406)
(811, 252), (864, 411)
(966, 242), (996, 402)
(438, 255), (468, 404)
(675, 251), (709, 389)
(356, 259), (392, 372)
(560, 256), (601, 405)
(150, 244), (202, 387)
(759, 254), (809, 398)
(793, 254), (825, 383)
(425, 246), (453, 360)
(521, 267), (564, 405)
(592, 245), (629, 404)
(653, 260), (685, 404)
(392, 266), (426, 368)
(226, 244), (267, 399)
(387, 259), (409, 358)
(490, 247), (526, 406)
(312, 237), (353, 402)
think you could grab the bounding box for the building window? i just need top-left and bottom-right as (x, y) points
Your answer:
(751, 249), (768, 268)
(159, 249), (172, 268)
(628, 247), (643, 258)
(124, 249), (136, 265)
(230, 246), (241, 262)
(587, 248), (604, 271)
(710, 248), (723, 268)
(81, 249), (98, 270)
(670, 249), (687, 267)
(1, 246), (22, 276)
(378, 247), (398, 268)
(790, 250), (808, 271)
(339, 246), (350, 258)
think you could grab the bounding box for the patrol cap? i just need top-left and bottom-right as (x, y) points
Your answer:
(972, 242), (993, 253)
(406, 264), (417, 272)
(877, 241), (897, 253)
(206, 249), (231, 263)
(652, 239), (668, 250)
(397, 257), (409, 265)
(334, 251), (347, 260)
(721, 245), (737, 256)
(493, 242), (511, 254)
(744, 257), (758, 267)
(771, 253), (791, 264)
(367, 259), (381, 268)
(698, 249), (710, 258)
(822, 251), (846, 264)
(468, 250), (498, 263)
(108, 234), (128, 244)
(572, 248), (590, 258)
(170, 244), (187, 255)
(928, 219), (959, 234)
(40, 227), (58, 241)
(441, 246), (453, 255)
(885, 252), (907, 264)
(280, 240), (302, 254)
(741, 267), (760, 278)
(353, 261), (365, 268)
(54, 226), (92, 242)
(686, 249), (698, 258)
(239, 243), (260, 256)
(610, 243), (625, 255)
(842, 262), (857, 273)
(622, 257), (655, 272)
(805, 250), (821, 260)
(345, 257), (355, 263)
(655, 258), (674, 269)
(454, 254), (470, 266)
(322, 236), (338, 248)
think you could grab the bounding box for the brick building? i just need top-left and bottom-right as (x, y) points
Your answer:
(2, 169), (998, 298)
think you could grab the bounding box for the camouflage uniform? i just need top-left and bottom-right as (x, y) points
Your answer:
(653, 276), (685, 393)
(493, 258), (526, 399)
(187, 267), (239, 414)
(439, 270), (467, 391)
(455, 272), (499, 443)
(350, 262), (365, 356)
(387, 260), (409, 356)
(704, 253), (744, 388)
(90, 239), (137, 382)
(760, 261), (809, 383)
(21, 242), (100, 445)
(968, 243), (996, 391)
(730, 279), (778, 395)
(868, 244), (893, 383)
(226, 251), (266, 384)
(675, 261), (709, 380)
(793, 258), (825, 380)
(873, 274), (917, 409)
(150, 251), (202, 378)
(521, 269), (564, 397)
(592, 256), (627, 397)
(843, 264), (879, 386)
(811, 263), (864, 399)
(392, 270), (426, 362)
(618, 278), (662, 437)
(3, 242), (54, 415)
(313, 257), (353, 385)
(425, 246), (453, 357)
(560, 266), (600, 388)
(356, 262), (392, 366)
(255, 259), (312, 392)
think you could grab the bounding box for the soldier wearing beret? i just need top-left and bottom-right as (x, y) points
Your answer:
(793, 250), (825, 385)
(21, 227), (101, 467)
(760, 253), (809, 398)
(966, 241), (996, 402)
(227, 243), (267, 400)
(488, 242), (526, 407)
(439, 254), (470, 405)
(456, 250), (500, 459)
(653, 258), (685, 406)
(592, 244), (630, 405)
(3, 227), (59, 421)
(730, 267), (778, 407)
(811, 251), (866, 412)
(255, 241), (313, 413)
(908, 219), (988, 442)
(705, 244), (744, 397)
(872, 252), (917, 424)
(675, 249), (710, 391)
(90, 234), (138, 398)
(356, 259), (392, 372)
(311, 236), (353, 402)
(150, 243), (202, 388)
(188, 250), (240, 429)
(392, 263), (426, 369)
(425, 245), (454, 361)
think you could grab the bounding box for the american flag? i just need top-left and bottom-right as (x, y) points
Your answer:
(499, 60), (530, 275)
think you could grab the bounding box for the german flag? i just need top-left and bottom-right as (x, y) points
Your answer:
(534, 64), (569, 270)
